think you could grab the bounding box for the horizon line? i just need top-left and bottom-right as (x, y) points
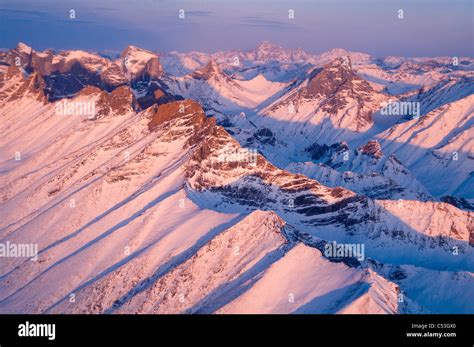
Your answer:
(2, 41), (473, 60)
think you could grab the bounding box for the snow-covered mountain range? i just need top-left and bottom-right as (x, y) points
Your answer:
(0, 42), (472, 314)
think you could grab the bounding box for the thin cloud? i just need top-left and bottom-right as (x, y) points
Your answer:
(186, 10), (213, 17)
(0, 8), (49, 18)
(240, 16), (300, 30)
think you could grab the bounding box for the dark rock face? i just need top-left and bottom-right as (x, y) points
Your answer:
(441, 196), (474, 211)
(45, 62), (102, 100)
(388, 266), (408, 281)
(305, 142), (349, 162)
(136, 83), (181, 109)
(246, 127), (276, 146)
(216, 117), (234, 128)
(305, 143), (331, 161)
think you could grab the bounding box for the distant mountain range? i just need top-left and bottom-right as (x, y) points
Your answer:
(0, 42), (473, 314)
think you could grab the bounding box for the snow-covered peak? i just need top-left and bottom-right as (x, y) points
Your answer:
(249, 41), (311, 63)
(161, 51), (210, 76)
(120, 45), (157, 60)
(376, 94), (474, 198)
(240, 209), (286, 230)
(305, 56), (370, 99)
(249, 41), (294, 62)
(52, 50), (108, 72)
(381, 56), (405, 69)
(15, 42), (33, 54)
(316, 48), (372, 65)
(254, 41), (282, 51)
(254, 55), (385, 138)
(119, 45), (160, 76)
(256, 40), (282, 50)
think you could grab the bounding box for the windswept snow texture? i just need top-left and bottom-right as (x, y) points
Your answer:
(0, 42), (473, 314)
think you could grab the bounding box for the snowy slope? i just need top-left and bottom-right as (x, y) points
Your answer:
(219, 244), (421, 314)
(376, 95), (474, 198)
(163, 60), (287, 111)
